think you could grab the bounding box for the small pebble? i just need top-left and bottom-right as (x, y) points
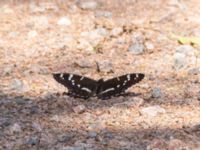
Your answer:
(80, 29), (104, 46)
(77, 38), (93, 52)
(151, 87), (163, 98)
(57, 17), (71, 26)
(32, 122), (42, 131)
(88, 131), (97, 138)
(0, 117), (11, 127)
(197, 91), (200, 101)
(103, 132), (114, 139)
(173, 45), (198, 70)
(41, 92), (54, 100)
(10, 79), (23, 90)
(145, 42), (154, 50)
(61, 146), (84, 150)
(147, 139), (167, 150)
(10, 123), (22, 133)
(97, 60), (113, 73)
(77, 1), (99, 10)
(15, 98), (27, 105)
(95, 11), (112, 18)
(73, 105), (86, 114)
(96, 28), (108, 37)
(26, 136), (38, 145)
(3, 65), (13, 76)
(29, 3), (45, 13)
(128, 42), (145, 55)
(188, 67), (199, 75)
(28, 30), (38, 39)
(58, 133), (74, 143)
(173, 52), (186, 70)
(2, 5), (14, 14)
(29, 16), (50, 29)
(116, 37), (126, 44)
(9, 31), (19, 38)
(25, 64), (49, 75)
(131, 32), (144, 43)
(10, 78), (29, 92)
(140, 105), (166, 117)
(168, 139), (185, 150)
(74, 60), (94, 68)
(111, 27), (123, 37)
(175, 45), (197, 56)
(29, 105), (39, 115)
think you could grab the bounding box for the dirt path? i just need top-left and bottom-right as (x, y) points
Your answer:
(0, 1), (200, 149)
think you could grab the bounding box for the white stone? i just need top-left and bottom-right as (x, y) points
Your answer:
(57, 17), (71, 26)
(28, 30), (38, 38)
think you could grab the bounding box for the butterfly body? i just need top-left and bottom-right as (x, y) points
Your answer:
(53, 73), (144, 100)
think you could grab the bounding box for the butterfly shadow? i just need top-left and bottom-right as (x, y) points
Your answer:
(62, 91), (142, 100)
(117, 92), (141, 97)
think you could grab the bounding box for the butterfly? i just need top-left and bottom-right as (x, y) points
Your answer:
(53, 73), (145, 100)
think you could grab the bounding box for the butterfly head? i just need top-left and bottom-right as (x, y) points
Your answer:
(97, 78), (104, 83)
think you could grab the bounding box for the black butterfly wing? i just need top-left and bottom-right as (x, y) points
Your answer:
(97, 73), (145, 99)
(53, 73), (98, 99)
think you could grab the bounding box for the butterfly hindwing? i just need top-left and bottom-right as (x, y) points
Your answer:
(53, 73), (98, 99)
(97, 73), (145, 99)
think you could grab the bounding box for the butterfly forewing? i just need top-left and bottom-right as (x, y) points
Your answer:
(53, 73), (98, 99)
(97, 73), (144, 99)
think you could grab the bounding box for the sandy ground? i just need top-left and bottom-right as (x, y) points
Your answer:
(0, 0), (200, 150)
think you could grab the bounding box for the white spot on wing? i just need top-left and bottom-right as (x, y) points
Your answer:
(80, 76), (84, 80)
(127, 74), (131, 81)
(135, 74), (139, 78)
(71, 80), (75, 86)
(117, 85), (120, 88)
(81, 87), (91, 93)
(60, 74), (64, 79)
(123, 80), (127, 86)
(77, 84), (81, 88)
(101, 88), (115, 94)
(68, 74), (73, 81)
